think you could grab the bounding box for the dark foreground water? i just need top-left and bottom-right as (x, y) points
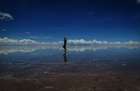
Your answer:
(0, 46), (140, 91)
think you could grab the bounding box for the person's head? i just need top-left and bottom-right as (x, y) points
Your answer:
(64, 37), (67, 40)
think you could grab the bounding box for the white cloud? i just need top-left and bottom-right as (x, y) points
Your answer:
(68, 39), (140, 45)
(0, 37), (40, 45)
(137, 0), (140, 3)
(0, 12), (14, 21)
(68, 39), (108, 44)
(0, 37), (63, 46)
(0, 37), (140, 46)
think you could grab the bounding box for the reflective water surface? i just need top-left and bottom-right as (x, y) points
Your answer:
(0, 46), (140, 76)
(0, 46), (140, 91)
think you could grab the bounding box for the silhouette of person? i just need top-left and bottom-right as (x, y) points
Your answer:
(63, 37), (68, 64)
(63, 37), (67, 50)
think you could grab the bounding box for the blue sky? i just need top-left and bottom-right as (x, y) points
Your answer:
(0, 0), (140, 41)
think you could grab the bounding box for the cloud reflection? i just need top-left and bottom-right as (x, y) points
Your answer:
(0, 44), (140, 55)
(0, 37), (140, 54)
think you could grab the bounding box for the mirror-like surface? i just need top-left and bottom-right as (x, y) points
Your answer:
(0, 46), (140, 76)
(0, 46), (140, 91)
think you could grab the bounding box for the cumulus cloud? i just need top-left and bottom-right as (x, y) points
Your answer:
(68, 39), (140, 45)
(0, 37), (140, 46)
(68, 39), (108, 45)
(0, 37), (40, 45)
(0, 12), (14, 21)
(0, 37), (62, 46)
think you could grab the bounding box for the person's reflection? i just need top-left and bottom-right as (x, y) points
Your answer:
(63, 49), (68, 64)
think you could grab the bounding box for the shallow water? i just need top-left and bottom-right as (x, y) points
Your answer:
(0, 46), (140, 78)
